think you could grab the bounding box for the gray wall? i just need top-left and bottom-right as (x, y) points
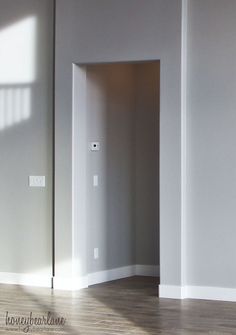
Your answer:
(86, 62), (159, 273)
(86, 64), (136, 272)
(2, 0), (236, 291)
(187, 0), (236, 288)
(0, 0), (53, 275)
(55, 0), (182, 285)
(135, 63), (159, 266)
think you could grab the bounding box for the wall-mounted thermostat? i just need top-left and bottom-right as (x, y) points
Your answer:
(90, 142), (100, 151)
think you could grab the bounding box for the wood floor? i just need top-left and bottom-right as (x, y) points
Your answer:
(0, 276), (236, 334)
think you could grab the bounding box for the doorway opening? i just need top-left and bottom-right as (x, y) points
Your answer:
(73, 61), (160, 293)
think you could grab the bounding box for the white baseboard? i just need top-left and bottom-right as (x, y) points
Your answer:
(88, 265), (135, 286)
(88, 264), (159, 286)
(0, 272), (52, 288)
(159, 285), (185, 299)
(186, 285), (236, 302)
(53, 275), (88, 290)
(159, 284), (236, 302)
(0, 265), (159, 291)
(53, 264), (159, 290)
(2, 271), (236, 302)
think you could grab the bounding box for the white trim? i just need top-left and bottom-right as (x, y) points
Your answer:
(72, 64), (88, 277)
(181, 0), (188, 288)
(88, 265), (159, 286)
(53, 264), (159, 290)
(3, 272), (236, 302)
(53, 275), (88, 290)
(159, 285), (185, 299)
(186, 286), (236, 302)
(159, 285), (236, 302)
(0, 272), (52, 288)
(88, 265), (135, 286)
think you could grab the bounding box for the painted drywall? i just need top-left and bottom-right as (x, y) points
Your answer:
(86, 64), (136, 272)
(135, 62), (160, 266)
(55, 0), (182, 286)
(86, 62), (159, 274)
(187, 0), (236, 288)
(0, 0), (53, 275)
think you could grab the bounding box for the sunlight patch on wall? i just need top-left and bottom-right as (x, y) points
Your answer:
(0, 17), (36, 131)
(0, 87), (31, 130)
(0, 17), (36, 85)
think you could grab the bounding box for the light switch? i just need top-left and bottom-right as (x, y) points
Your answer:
(29, 176), (46, 187)
(94, 248), (99, 260)
(93, 175), (98, 187)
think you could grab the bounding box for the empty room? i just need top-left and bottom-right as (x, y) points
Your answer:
(1, 0), (236, 334)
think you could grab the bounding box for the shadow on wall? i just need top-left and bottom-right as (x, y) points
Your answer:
(0, 17), (37, 130)
(86, 62), (160, 274)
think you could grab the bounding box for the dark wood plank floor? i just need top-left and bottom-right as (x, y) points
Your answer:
(0, 276), (236, 334)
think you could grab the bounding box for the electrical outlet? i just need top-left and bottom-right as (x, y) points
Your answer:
(29, 176), (46, 187)
(94, 248), (99, 260)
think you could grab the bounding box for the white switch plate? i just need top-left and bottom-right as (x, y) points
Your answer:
(93, 175), (98, 187)
(94, 248), (99, 260)
(29, 176), (46, 187)
(90, 142), (100, 151)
